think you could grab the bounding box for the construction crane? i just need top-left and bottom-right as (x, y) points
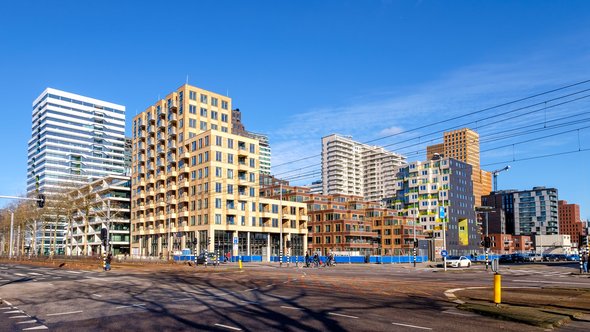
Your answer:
(492, 165), (510, 192)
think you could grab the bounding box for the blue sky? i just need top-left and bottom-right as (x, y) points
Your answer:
(0, 1), (589, 218)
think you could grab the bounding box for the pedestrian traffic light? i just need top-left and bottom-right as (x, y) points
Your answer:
(100, 228), (108, 241)
(207, 238), (210, 246)
(37, 194), (45, 208)
(286, 240), (291, 248)
(413, 240), (419, 248)
(484, 236), (491, 248)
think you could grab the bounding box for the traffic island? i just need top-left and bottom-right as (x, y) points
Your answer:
(454, 287), (590, 329)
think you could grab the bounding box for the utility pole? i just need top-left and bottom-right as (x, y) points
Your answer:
(279, 182), (283, 267)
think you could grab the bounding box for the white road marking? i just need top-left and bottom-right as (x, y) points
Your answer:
(9, 315), (30, 319)
(328, 312), (358, 319)
(392, 322), (433, 330)
(214, 323), (242, 331)
(46, 310), (83, 316)
(0, 307), (14, 310)
(22, 326), (48, 330)
(66, 271), (82, 274)
(115, 304), (146, 309)
(512, 279), (590, 285)
(243, 288), (257, 292)
(3, 301), (12, 306)
(4, 310), (24, 314)
(443, 310), (478, 317)
(16, 320), (38, 324)
(174, 298), (194, 302)
(14, 273), (26, 277)
(28, 273), (43, 276)
(92, 294), (102, 297)
(240, 300), (258, 304)
(280, 306), (303, 310)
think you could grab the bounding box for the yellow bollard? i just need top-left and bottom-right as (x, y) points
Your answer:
(494, 273), (501, 304)
(238, 258), (243, 270)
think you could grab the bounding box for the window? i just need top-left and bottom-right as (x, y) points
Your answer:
(227, 169), (233, 179)
(211, 111), (218, 120)
(215, 198), (222, 208)
(221, 113), (228, 122)
(189, 91), (196, 100)
(189, 119), (196, 128)
(215, 167), (222, 177)
(215, 136), (222, 146)
(200, 94), (208, 104)
(216, 151), (222, 161)
(189, 105), (197, 114)
(227, 184), (233, 194)
(200, 121), (207, 130)
(211, 97), (218, 107)
(227, 154), (233, 164)
(250, 144), (255, 153)
(249, 158), (255, 167)
(200, 108), (207, 117)
(215, 214), (221, 224)
(221, 100), (228, 109)
(227, 138), (233, 149)
(215, 182), (222, 193)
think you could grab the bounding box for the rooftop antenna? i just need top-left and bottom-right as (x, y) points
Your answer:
(186, 74), (189, 85)
(227, 89), (229, 97)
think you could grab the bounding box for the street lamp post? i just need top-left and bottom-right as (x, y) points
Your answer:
(279, 182), (283, 267)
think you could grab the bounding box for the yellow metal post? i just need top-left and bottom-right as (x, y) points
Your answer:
(238, 258), (243, 270)
(494, 273), (501, 304)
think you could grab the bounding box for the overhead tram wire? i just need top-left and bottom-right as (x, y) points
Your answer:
(272, 79), (590, 170)
(378, 90), (590, 151)
(392, 112), (590, 157)
(482, 148), (590, 168)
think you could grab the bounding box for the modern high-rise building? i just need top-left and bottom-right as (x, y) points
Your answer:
(426, 128), (492, 206)
(482, 187), (559, 237)
(27, 88), (126, 195)
(558, 200), (586, 248)
(388, 156), (479, 255)
(231, 108), (271, 175)
(130, 84), (308, 260)
(27, 88), (126, 254)
(321, 134), (406, 202)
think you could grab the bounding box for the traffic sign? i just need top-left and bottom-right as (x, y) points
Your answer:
(441, 250), (448, 258)
(233, 237), (238, 245)
(439, 206), (446, 219)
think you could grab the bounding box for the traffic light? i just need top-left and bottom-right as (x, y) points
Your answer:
(100, 228), (108, 241)
(413, 240), (419, 248)
(286, 240), (291, 249)
(37, 194), (45, 208)
(484, 236), (491, 248)
(207, 238), (210, 246)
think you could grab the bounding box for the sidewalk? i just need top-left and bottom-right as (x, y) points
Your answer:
(454, 283), (590, 329)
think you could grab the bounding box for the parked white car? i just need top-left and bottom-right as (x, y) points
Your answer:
(446, 256), (472, 268)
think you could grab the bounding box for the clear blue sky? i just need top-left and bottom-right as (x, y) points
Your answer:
(1, 1), (589, 218)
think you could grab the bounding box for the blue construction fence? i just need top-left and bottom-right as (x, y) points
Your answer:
(173, 254), (429, 263)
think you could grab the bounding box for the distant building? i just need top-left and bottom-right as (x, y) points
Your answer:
(482, 187), (559, 237)
(488, 233), (533, 254)
(558, 200), (587, 248)
(387, 156), (479, 255)
(426, 128), (492, 206)
(306, 180), (323, 195)
(321, 134), (406, 202)
(231, 109), (271, 175)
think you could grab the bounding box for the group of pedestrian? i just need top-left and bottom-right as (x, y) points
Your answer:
(304, 252), (335, 268)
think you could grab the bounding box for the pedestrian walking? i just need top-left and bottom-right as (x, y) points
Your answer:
(305, 252), (310, 268)
(582, 251), (588, 273)
(105, 252), (112, 271)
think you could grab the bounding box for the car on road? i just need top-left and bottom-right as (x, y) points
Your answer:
(499, 254), (513, 263)
(511, 253), (526, 263)
(525, 253), (543, 262)
(566, 254), (580, 261)
(446, 256), (471, 268)
(543, 253), (567, 262)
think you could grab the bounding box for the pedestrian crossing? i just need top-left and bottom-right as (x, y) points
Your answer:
(0, 265), (105, 284)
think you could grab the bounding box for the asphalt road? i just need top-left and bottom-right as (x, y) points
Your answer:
(1, 261), (588, 331)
